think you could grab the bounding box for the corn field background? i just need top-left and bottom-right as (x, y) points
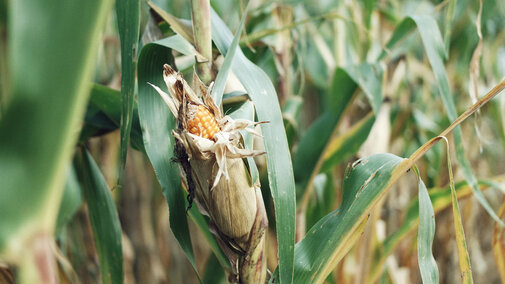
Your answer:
(1, 0), (505, 283)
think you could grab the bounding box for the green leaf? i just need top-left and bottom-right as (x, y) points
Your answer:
(344, 64), (383, 114)
(116, 0), (141, 187)
(0, 0), (113, 261)
(377, 17), (416, 61)
(188, 206), (230, 270)
(137, 38), (200, 278)
(55, 166), (83, 235)
(148, 2), (195, 45)
(282, 96), (302, 148)
(210, 1), (249, 107)
(380, 14), (504, 226)
(443, 0), (456, 56)
(81, 84), (144, 152)
(320, 112), (375, 173)
(305, 173), (335, 232)
(293, 63), (382, 201)
(368, 177), (503, 283)
(202, 252), (226, 284)
(292, 69), (356, 193)
(211, 9), (296, 283)
(415, 168), (439, 284)
(139, 6), (231, 274)
(291, 153), (407, 283)
(74, 148), (123, 284)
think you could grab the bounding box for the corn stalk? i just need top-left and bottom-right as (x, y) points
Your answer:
(191, 0), (213, 84)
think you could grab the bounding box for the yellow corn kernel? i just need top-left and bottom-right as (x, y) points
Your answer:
(187, 104), (220, 139)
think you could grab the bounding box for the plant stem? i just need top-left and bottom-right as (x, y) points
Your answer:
(191, 0), (212, 84)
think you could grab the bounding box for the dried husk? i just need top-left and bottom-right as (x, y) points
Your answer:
(152, 64), (268, 283)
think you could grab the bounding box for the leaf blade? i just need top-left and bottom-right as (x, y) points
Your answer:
(292, 153), (407, 283)
(381, 14), (505, 226)
(116, 0), (141, 187)
(415, 168), (439, 284)
(211, 9), (296, 283)
(75, 148), (123, 284)
(137, 41), (201, 278)
(0, 0), (113, 259)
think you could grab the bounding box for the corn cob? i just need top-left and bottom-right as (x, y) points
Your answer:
(151, 64), (268, 283)
(187, 104), (220, 139)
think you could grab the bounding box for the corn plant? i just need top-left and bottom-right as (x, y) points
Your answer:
(1, 0), (505, 283)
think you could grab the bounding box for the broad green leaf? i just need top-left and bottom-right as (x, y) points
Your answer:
(0, 0), (113, 262)
(116, 0), (141, 187)
(415, 168), (439, 284)
(380, 14), (504, 226)
(74, 148), (123, 284)
(137, 40), (200, 278)
(81, 84), (144, 152)
(344, 64), (382, 114)
(55, 167), (83, 235)
(90, 84), (122, 124)
(210, 1), (249, 107)
(289, 153), (408, 283)
(211, 9), (296, 283)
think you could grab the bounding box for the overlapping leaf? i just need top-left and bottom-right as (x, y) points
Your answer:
(116, 0), (141, 187)
(137, 38), (200, 277)
(0, 0), (113, 262)
(211, 9), (297, 283)
(379, 14), (503, 226)
(74, 148), (123, 284)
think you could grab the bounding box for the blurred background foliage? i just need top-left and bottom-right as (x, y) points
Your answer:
(1, 0), (505, 283)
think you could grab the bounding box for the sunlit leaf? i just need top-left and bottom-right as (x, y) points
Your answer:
(289, 153), (408, 283)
